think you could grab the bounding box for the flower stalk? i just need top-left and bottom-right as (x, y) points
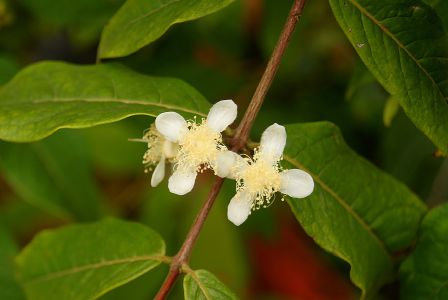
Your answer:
(154, 0), (308, 298)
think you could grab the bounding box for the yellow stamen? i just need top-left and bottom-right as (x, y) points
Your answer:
(142, 124), (163, 172)
(236, 149), (282, 210)
(174, 119), (225, 173)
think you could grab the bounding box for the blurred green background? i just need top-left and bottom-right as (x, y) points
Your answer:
(0, 0), (446, 299)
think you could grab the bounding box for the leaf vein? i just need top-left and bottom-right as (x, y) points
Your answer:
(26, 255), (166, 285)
(283, 154), (391, 260)
(26, 98), (207, 116)
(348, 0), (446, 100)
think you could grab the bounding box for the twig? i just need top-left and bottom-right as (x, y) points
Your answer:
(231, 0), (307, 150)
(154, 1), (307, 298)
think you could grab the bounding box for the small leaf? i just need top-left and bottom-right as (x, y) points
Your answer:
(16, 218), (166, 300)
(0, 227), (26, 300)
(383, 96), (401, 127)
(284, 122), (427, 298)
(330, 0), (448, 155)
(400, 203), (448, 299)
(0, 61), (209, 142)
(0, 132), (102, 220)
(98, 0), (235, 59)
(183, 269), (238, 300)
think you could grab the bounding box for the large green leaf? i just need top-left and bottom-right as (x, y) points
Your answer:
(0, 227), (26, 300)
(183, 269), (238, 300)
(16, 218), (166, 300)
(329, 0), (448, 155)
(400, 203), (448, 299)
(0, 61), (209, 142)
(284, 122), (426, 298)
(98, 0), (235, 59)
(0, 132), (102, 221)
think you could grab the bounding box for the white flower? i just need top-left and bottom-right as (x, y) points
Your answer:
(141, 124), (178, 187)
(227, 123), (314, 226)
(155, 100), (238, 195)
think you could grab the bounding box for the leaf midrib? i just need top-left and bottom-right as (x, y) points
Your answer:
(283, 154), (392, 261)
(347, 0), (446, 100)
(25, 255), (165, 284)
(188, 272), (212, 300)
(126, 0), (183, 27)
(1, 97), (207, 117)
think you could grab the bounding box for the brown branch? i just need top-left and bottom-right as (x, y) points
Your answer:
(154, 178), (224, 300)
(231, 0), (307, 150)
(154, 1), (307, 298)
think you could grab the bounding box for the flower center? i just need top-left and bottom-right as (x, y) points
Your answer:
(236, 150), (282, 210)
(175, 119), (224, 173)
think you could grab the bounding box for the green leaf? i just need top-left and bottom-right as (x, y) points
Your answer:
(16, 218), (166, 300)
(383, 96), (401, 127)
(183, 269), (238, 300)
(0, 227), (26, 300)
(98, 0), (235, 59)
(0, 61), (210, 142)
(0, 132), (102, 220)
(284, 122), (426, 298)
(400, 203), (448, 299)
(329, 0), (448, 155)
(99, 265), (168, 300)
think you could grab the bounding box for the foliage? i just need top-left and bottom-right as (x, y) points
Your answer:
(400, 203), (448, 299)
(0, 0), (446, 299)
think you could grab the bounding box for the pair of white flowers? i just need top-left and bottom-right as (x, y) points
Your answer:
(141, 100), (314, 226)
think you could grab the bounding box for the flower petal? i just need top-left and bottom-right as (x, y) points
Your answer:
(214, 150), (239, 178)
(259, 123), (286, 162)
(227, 191), (252, 226)
(206, 99), (237, 133)
(280, 169), (314, 198)
(168, 170), (197, 195)
(155, 112), (188, 142)
(151, 156), (165, 187)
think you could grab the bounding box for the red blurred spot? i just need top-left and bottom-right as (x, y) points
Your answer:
(248, 221), (354, 300)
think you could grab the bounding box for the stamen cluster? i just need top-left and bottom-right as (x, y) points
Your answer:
(142, 125), (163, 172)
(175, 119), (225, 174)
(235, 149), (282, 210)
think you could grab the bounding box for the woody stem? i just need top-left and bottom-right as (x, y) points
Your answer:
(154, 1), (308, 298)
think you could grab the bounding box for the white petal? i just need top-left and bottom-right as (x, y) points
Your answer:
(214, 150), (238, 178)
(280, 169), (314, 198)
(163, 140), (178, 159)
(168, 170), (197, 195)
(155, 112), (188, 143)
(227, 191), (253, 226)
(206, 99), (237, 133)
(259, 123), (286, 162)
(151, 156), (165, 187)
